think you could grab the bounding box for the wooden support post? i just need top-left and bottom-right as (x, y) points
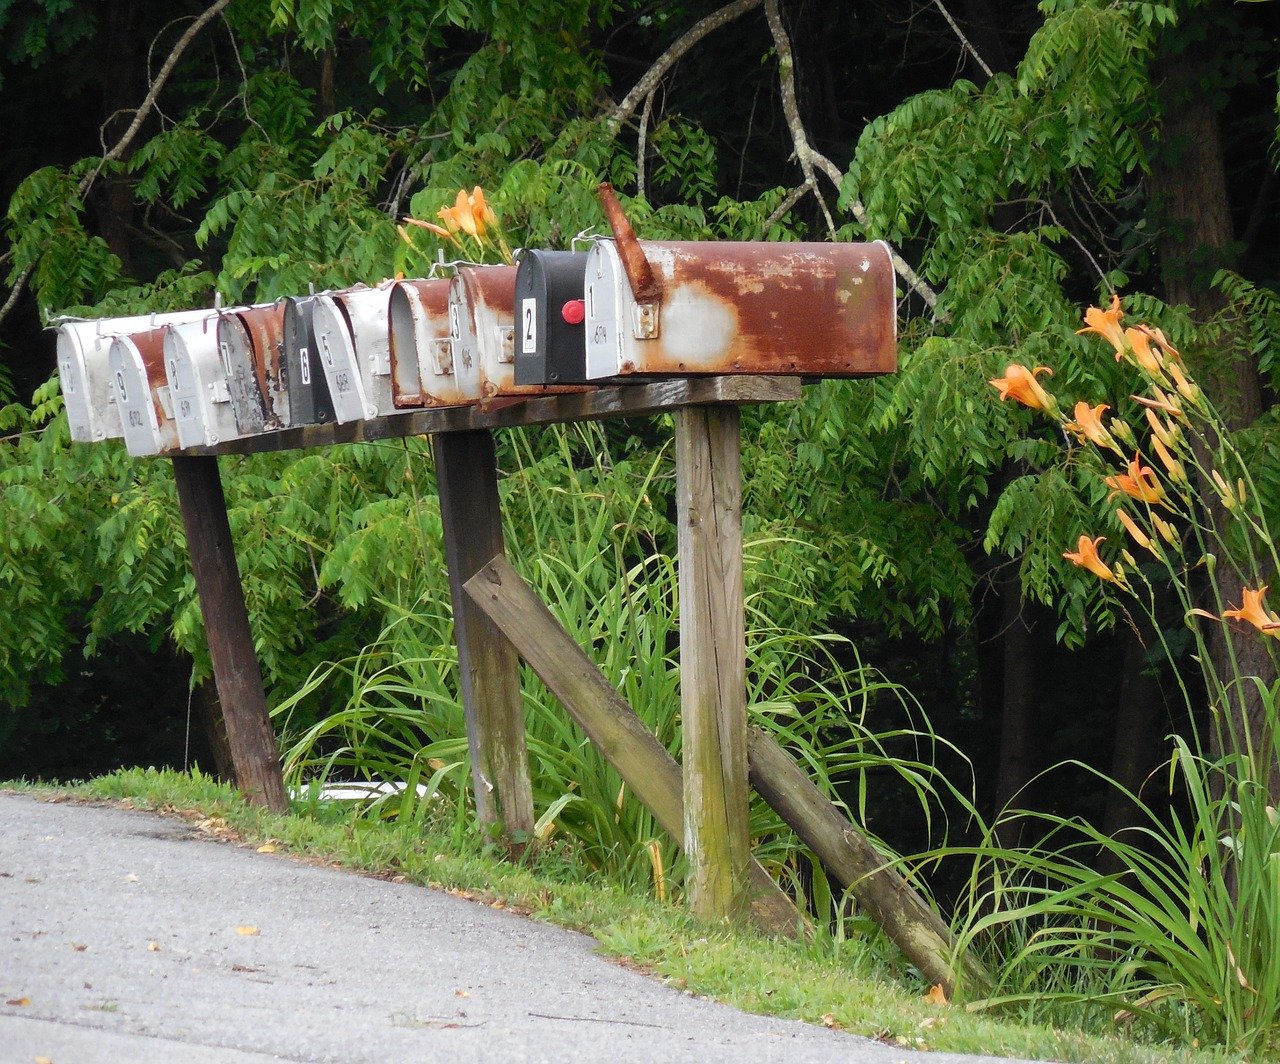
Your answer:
(746, 727), (990, 998)
(463, 554), (802, 937)
(674, 405), (750, 922)
(432, 431), (535, 843)
(171, 456), (288, 813)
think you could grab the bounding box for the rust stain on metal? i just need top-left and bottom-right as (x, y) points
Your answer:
(130, 326), (172, 429)
(630, 241), (895, 377)
(238, 304), (287, 418)
(390, 278), (452, 407)
(597, 183), (662, 304)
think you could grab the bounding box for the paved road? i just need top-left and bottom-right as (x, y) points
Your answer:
(1, 794), (1040, 1063)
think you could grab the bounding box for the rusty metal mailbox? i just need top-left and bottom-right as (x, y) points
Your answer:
(281, 295), (335, 427)
(448, 266), (516, 402)
(163, 314), (241, 448)
(218, 305), (287, 435)
(581, 238), (897, 380)
(311, 284), (395, 423)
(109, 328), (179, 456)
(388, 278), (464, 407)
(514, 250), (589, 385)
(55, 310), (210, 443)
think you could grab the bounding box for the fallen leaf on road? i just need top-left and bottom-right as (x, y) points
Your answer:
(256, 844), (276, 853)
(820, 1012), (842, 1030)
(455, 989), (470, 998)
(124, 874), (139, 883)
(147, 941), (161, 952)
(35, 1055), (53, 1063)
(236, 926), (260, 936)
(6, 997), (31, 1006)
(70, 943), (86, 952)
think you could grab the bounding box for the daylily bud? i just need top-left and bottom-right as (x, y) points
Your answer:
(1151, 435), (1188, 485)
(1111, 418), (1135, 445)
(1144, 407), (1182, 450)
(1167, 362), (1202, 407)
(1238, 478), (1248, 504)
(1116, 508), (1153, 550)
(1121, 549), (1137, 567)
(1152, 514), (1180, 546)
(1211, 469), (1238, 510)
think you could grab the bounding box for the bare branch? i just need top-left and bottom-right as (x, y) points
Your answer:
(763, 0), (945, 319)
(636, 90), (655, 202)
(605, 0), (763, 140)
(0, 263), (34, 330)
(931, 0), (994, 81)
(80, 0), (233, 194)
(758, 182), (811, 238)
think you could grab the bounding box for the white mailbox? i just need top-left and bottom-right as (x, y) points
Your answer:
(449, 266), (541, 402)
(581, 238), (898, 380)
(388, 278), (466, 407)
(109, 328), (179, 456)
(55, 310), (209, 443)
(311, 283), (395, 423)
(163, 314), (242, 448)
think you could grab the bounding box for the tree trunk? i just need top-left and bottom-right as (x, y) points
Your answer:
(1148, 20), (1276, 796)
(993, 570), (1047, 848)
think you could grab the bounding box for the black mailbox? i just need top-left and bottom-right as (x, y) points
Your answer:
(282, 295), (335, 427)
(514, 250), (589, 385)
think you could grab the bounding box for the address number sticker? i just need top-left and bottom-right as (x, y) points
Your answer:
(521, 298), (537, 355)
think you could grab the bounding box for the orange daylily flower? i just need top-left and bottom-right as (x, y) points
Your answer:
(1222, 586), (1280, 638)
(1063, 535), (1116, 582)
(1065, 401), (1117, 449)
(1105, 456), (1166, 505)
(989, 364), (1057, 412)
(1078, 295), (1126, 355)
(453, 188), (479, 236)
(471, 185), (497, 230)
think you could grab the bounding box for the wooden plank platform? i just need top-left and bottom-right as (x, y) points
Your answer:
(169, 376), (802, 457)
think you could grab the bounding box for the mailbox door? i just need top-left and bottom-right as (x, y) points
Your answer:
(341, 284), (395, 418)
(444, 275), (487, 404)
(583, 241), (631, 380)
(312, 295), (371, 423)
(238, 304), (288, 427)
(110, 328), (176, 456)
(282, 296), (335, 427)
(584, 239), (897, 378)
(389, 278), (459, 407)
(165, 317), (238, 447)
(218, 314), (271, 434)
(514, 250), (589, 385)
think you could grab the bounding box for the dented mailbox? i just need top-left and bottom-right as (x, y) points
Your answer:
(109, 328), (179, 456)
(388, 278), (459, 407)
(582, 235), (896, 379)
(514, 250), (589, 385)
(55, 310), (210, 443)
(281, 296), (335, 428)
(218, 305), (286, 435)
(164, 314), (241, 449)
(311, 284), (395, 423)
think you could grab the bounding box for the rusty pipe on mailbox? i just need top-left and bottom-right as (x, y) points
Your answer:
(596, 183), (662, 305)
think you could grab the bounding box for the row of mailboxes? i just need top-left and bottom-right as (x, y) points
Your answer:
(54, 235), (897, 456)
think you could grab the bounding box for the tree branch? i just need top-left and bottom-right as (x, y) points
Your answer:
(80, 0), (234, 194)
(764, 0), (946, 320)
(758, 182), (811, 238)
(636, 90), (655, 201)
(931, 0), (994, 80)
(605, 0), (763, 140)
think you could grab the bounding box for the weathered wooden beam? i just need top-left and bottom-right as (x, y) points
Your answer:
(463, 554), (802, 937)
(171, 455), (288, 813)
(746, 726), (990, 998)
(675, 405), (750, 922)
(433, 431), (535, 845)
(172, 376), (802, 457)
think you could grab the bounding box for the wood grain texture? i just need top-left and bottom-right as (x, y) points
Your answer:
(433, 432), (534, 844)
(169, 376), (802, 457)
(675, 406), (750, 922)
(171, 456), (287, 812)
(746, 726), (990, 997)
(463, 554), (801, 936)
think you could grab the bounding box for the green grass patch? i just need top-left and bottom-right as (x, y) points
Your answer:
(7, 767), (1238, 1064)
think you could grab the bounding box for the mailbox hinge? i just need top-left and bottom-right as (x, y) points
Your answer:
(632, 302), (660, 340)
